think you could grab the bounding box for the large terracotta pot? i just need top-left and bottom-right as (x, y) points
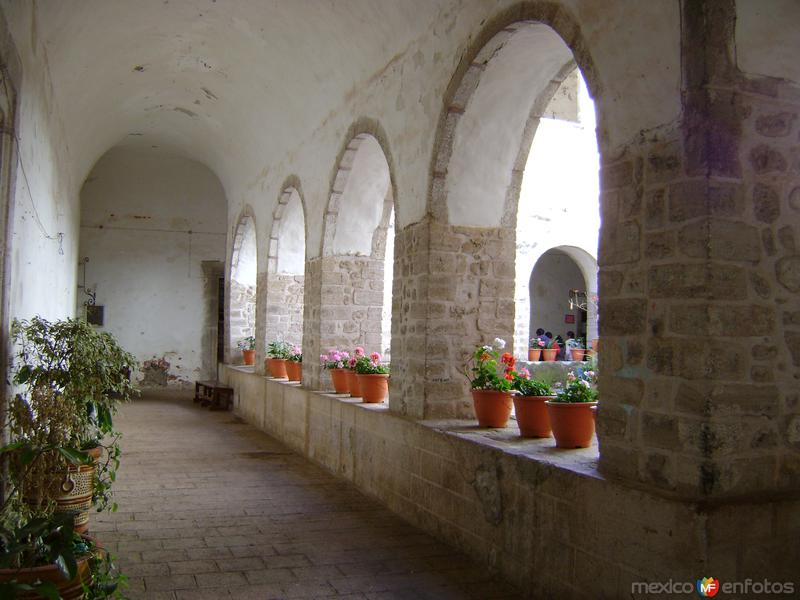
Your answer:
(0, 538), (94, 599)
(542, 349), (558, 362)
(571, 348), (586, 361)
(285, 360), (302, 382)
(267, 358), (287, 378)
(347, 370), (361, 397)
(31, 446), (101, 534)
(241, 349), (255, 365)
(357, 374), (389, 403)
(513, 395), (554, 438)
(545, 401), (598, 448)
(527, 348), (542, 361)
(471, 389), (513, 428)
(329, 368), (349, 394)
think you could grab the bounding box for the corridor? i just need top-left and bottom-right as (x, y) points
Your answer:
(94, 391), (521, 600)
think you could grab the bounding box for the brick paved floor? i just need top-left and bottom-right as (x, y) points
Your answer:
(95, 390), (522, 600)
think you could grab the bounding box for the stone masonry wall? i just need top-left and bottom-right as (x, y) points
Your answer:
(265, 273), (304, 348)
(597, 0), (800, 501)
(302, 255), (385, 390)
(228, 278), (256, 364)
(390, 218), (516, 420)
(224, 367), (800, 599)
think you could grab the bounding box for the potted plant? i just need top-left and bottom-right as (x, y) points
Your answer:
(266, 341), (291, 378)
(346, 348), (365, 398)
(527, 338), (545, 362)
(285, 346), (302, 382)
(354, 352), (389, 403)
(570, 337), (586, 362)
(541, 337), (559, 361)
(462, 338), (515, 428)
(9, 317), (137, 531)
(237, 336), (256, 365)
(320, 350), (350, 394)
(0, 510), (126, 599)
(511, 368), (555, 438)
(545, 369), (598, 448)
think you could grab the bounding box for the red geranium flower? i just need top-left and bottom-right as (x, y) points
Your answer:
(501, 353), (515, 368)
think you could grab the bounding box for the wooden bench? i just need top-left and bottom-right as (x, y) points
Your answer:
(194, 380), (234, 411)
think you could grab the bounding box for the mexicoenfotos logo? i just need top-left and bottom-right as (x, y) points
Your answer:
(696, 577), (720, 597)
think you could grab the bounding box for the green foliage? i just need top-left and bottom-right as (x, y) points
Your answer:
(287, 345), (302, 362)
(353, 355), (389, 375)
(551, 380), (598, 403)
(512, 374), (553, 397)
(236, 336), (256, 351)
(462, 342), (514, 392)
(267, 340), (292, 359)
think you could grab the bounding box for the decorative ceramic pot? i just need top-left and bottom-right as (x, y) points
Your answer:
(513, 395), (554, 438)
(267, 358), (287, 378)
(347, 369), (361, 397)
(329, 368), (349, 394)
(0, 537), (94, 599)
(542, 349), (558, 362)
(527, 348), (542, 361)
(471, 389), (513, 428)
(242, 349), (255, 365)
(545, 401), (598, 448)
(285, 360), (302, 381)
(357, 374), (389, 403)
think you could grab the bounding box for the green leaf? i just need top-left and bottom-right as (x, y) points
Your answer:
(31, 581), (61, 600)
(57, 447), (91, 465)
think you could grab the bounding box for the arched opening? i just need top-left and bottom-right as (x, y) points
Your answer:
(265, 184), (306, 349)
(229, 212), (257, 363)
(514, 68), (600, 357)
(528, 246), (597, 353)
(320, 132), (394, 358)
(78, 145), (227, 385)
(423, 14), (604, 419)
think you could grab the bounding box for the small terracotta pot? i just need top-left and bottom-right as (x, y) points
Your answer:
(545, 401), (598, 448)
(527, 348), (542, 361)
(347, 369), (361, 397)
(357, 374), (389, 403)
(267, 358), (287, 378)
(513, 395), (554, 438)
(242, 349), (255, 365)
(542, 348), (558, 362)
(285, 360), (302, 381)
(571, 348), (586, 361)
(329, 368), (350, 394)
(471, 389), (513, 428)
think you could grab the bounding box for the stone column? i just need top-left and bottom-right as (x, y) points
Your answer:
(597, 0), (800, 500)
(389, 218), (516, 419)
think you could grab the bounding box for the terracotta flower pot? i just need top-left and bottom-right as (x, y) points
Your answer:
(513, 395), (554, 438)
(542, 348), (558, 362)
(545, 401), (598, 448)
(527, 348), (542, 361)
(242, 349), (255, 365)
(357, 374), (389, 403)
(571, 348), (586, 361)
(285, 360), (302, 381)
(471, 389), (513, 428)
(347, 369), (361, 397)
(0, 537), (94, 599)
(267, 358), (287, 378)
(329, 368), (350, 394)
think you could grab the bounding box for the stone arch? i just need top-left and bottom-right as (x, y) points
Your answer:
(526, 245), (598, 354)
(263, 176), (307, 351)
(305, 120), (397, 389)
(227, 207), (257, 363)
(403, 4), (606, 419)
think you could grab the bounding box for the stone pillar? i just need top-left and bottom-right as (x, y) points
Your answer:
(389, 218), (516, 419)
(253, 271), (268, 374)
(597, 0), (800, 500)
(302, 254), (385, 390)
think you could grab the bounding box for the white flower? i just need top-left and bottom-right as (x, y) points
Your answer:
(493, 338), (506, 350)
(481, 345), (492, 352)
